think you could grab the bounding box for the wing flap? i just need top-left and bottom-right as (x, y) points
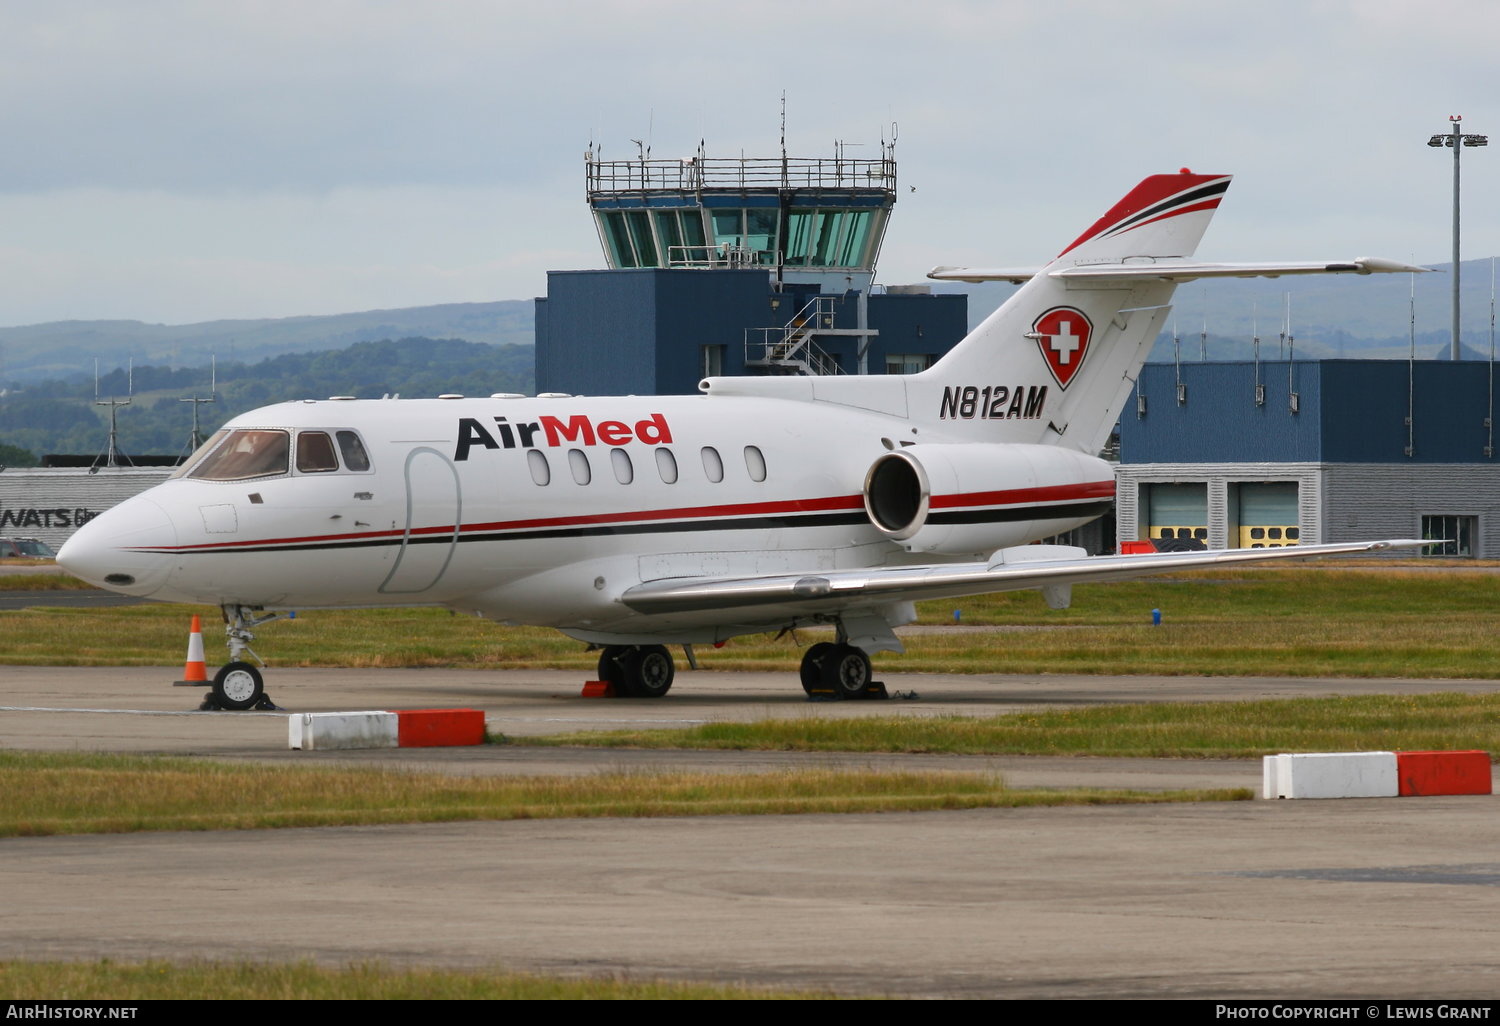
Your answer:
(619, 540), (1425, 616)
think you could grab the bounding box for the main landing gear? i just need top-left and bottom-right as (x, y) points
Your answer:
(200, 605), (281, 711)
(596, 644), (676, 698)
(798, 642), (881, 699)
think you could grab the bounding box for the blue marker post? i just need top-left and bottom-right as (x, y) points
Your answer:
(1151, 608), (1161, 626)
(953, 609), (961, 623)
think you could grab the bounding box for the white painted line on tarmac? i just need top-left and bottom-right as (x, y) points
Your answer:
(0, 706), (288, 717)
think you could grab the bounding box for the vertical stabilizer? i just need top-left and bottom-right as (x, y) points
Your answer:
(908, 172), (1231, 453)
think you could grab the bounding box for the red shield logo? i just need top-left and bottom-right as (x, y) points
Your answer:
(1032, 307), (1092, 389)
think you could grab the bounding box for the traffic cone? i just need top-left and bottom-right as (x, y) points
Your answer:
(176, 615), (208, 686)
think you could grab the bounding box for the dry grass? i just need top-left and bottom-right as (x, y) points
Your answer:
(0, 959), (839, 1000)
(0, 751), (1248, 837)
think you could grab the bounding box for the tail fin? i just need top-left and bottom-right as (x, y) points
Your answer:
(910, 172), (1231, 453)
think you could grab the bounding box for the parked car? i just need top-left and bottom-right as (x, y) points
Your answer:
(15, 538), (56, 559)
(0, 539), (23, 558)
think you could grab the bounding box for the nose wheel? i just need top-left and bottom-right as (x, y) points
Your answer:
(207, 661), (268, 711)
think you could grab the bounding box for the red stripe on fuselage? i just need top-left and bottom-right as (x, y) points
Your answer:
(928, 479), (1115, 510)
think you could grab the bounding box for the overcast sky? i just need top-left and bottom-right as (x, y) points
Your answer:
(0, 0), (1495, 326)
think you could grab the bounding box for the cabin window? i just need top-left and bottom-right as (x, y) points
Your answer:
(336, 430), (371, 471)
(187, 429), (290, 481)
(568, 448), (592, 485)
(655, 447), (678, 484)
(743, 445), (767, 482)
(701, 446), (724, 483)
(527, 449), (551, 486)
(296, 431), (339, 473)
(610, 448), (634, 484)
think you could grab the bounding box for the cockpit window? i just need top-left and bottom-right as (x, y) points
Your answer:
(187, 429), (290, 481)
(336, 430), (371, 472)
(170, 429), (230, 479)
(296, 431), (339, 473)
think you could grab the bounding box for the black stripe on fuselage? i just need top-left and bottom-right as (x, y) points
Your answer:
(137, 500), (1107, 556)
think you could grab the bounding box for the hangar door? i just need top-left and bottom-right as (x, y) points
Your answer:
(1236, 482), (1299, 548)
(1145, 483), (1207, 549)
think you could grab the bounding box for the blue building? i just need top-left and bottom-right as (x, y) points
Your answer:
(1116, 360), (1500, 556)
(534, 144), (967, 396)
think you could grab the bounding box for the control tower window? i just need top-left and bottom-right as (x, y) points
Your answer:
(601, 212), (636, 268)
(712, 209), (742, 249)
(625, 211), (657, 266)
(745, 209), (777, 264)
(837, 211), (872, 266)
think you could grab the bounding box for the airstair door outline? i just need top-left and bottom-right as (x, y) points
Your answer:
(379, 447), (460, 594)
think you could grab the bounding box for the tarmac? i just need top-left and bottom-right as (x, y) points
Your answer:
(3, 663), (1500, 998)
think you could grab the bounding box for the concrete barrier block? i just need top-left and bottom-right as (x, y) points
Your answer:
(1397, 750), (1493, 796)
(1262, 752), (1398, 799)
(395, 709), (486, 747)
(289, 711), (399, 750)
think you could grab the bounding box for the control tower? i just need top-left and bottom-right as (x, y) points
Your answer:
(535, 138), (966, 396)
(585, 142), (896, 294)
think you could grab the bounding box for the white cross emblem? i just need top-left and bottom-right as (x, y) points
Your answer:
(1049, 320), (1081, 364)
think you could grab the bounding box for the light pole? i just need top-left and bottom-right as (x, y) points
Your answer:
(1428, 115), (1488, 361)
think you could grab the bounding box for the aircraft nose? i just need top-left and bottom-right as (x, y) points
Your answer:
(57, 495), (178, 598)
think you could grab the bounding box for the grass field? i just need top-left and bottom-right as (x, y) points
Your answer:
(0, 750), (1249, 838)
(0, 959), (839, 1000)
(2, 565), (1497, 677)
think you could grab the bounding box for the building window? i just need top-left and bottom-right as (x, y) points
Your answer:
(885, 353), (933, 375)
(1422, 514), (1476, 557)
(701, 345), (726, 378)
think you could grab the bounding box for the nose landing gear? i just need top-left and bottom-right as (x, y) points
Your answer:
(200, 605), (281, 711)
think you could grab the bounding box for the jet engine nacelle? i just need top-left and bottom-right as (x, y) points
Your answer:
(862, 443), (1115, 556)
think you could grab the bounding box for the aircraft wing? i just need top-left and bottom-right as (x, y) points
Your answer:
(927, 257), (1428, 285)
(620, 539), (1425, 616)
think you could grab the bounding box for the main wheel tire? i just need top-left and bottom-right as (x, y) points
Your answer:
(212, 661), (264, 711)
(618, 644), (675, 698)
(820, 644), (872, 699)
(597, 645), (628, 687)
(799, 642), (838, 694)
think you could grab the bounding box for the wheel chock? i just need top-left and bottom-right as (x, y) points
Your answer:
(580, 680), (615, 698)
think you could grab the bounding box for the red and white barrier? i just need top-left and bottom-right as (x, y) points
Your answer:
(289, 709), (487, 751)
(1264, 750), (1492, 799)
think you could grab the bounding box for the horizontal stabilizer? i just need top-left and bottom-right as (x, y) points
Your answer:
(928, 257), (1429, 285)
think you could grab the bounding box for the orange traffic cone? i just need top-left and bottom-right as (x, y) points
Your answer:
(176, 614), (208, 686)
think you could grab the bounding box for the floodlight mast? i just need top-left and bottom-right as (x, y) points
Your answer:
(1428, 116), (1488, 361)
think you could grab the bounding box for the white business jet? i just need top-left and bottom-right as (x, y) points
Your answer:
(58, 171), (1424, 709)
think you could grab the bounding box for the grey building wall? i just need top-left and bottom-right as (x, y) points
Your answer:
(1115, 462), (1325, 550)
(0, 468), (171, 549)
